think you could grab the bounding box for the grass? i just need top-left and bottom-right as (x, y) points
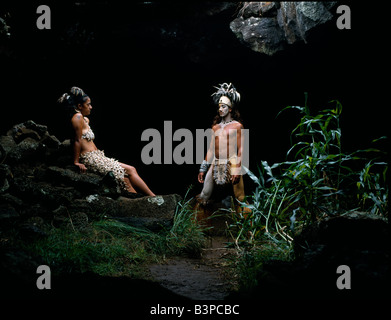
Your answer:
(228, 94), (388, 289)
(16, 187), (207, 279)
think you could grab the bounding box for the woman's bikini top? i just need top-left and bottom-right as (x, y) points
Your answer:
(81, 120), (95, 142)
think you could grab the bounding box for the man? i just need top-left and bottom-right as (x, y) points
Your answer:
(197, 83), (248, 212)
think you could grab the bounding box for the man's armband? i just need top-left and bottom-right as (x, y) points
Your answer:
(199, 160), (210, 173)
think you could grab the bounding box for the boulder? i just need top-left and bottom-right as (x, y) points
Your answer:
(294, 211), (389, 255)
(68, 194), (181, 231)
(230, 16), (285, 56)
(10, 175), (78, 208)
(8, 137), (44, 163)
(0, 135), (16, 156)
(8, 120), (48, 140)
(0, 120), (65, 164)
(0, 120), (183, 234)
(230, 1), (338, 55)
(233, 211), (390, 300)
(0, 164), (12, 193)
(0, 204), (19, 221)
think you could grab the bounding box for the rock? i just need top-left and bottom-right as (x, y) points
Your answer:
(46, 166), (102, 189)
(0, 164), (12, 193)
(13, 127), (41, 144)
(40, 132), (61, 149)
(230, 16), (285, 56)
(1, 120), (64, 164)
(294, 211), (389, 255)
(45, 166), (122, 197)
(115, 194), (180, 219)
(69, 212), (89, 230)
(292, 2), (334, 40)
(233, 211), (390, 300)
(0, 120), (183, 235)
(0, 204), (19, 221)
(230, 1), (337, 55)
(7, 137), (43, 163)
(238, 2), (279, 19)
(18, 216), (49, 240)
(9, 120), (48, 140)
(0, 193), (23, 207)
(10, 175), (78, 208)
(0, 135), (16, 160)
(69, 194), (181, 231)
(276, 1), (301, 44)
(113, 194), (180, 230)
(0, 178), (10, 194)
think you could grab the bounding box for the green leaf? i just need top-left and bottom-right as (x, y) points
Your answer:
(276, 105), (305, 118)
(372, 136), (387, 143)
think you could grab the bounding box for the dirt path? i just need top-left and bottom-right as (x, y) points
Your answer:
(149, 236), (237, 300)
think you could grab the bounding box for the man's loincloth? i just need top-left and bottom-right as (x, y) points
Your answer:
(213, 158), (231, 185)
(212, 156), (242, 185)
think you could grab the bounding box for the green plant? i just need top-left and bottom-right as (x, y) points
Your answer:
(14, 187), (207, 279)
(165, 186), (208, 256)
(233, 93), (388, 247)
(357, 159), (388, 215)
(229, 93), (388, 291)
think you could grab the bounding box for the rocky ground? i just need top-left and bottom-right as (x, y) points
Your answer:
(149, 236), (236, 300)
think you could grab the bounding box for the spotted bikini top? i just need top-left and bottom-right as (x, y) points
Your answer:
(81, 120), (95, 142)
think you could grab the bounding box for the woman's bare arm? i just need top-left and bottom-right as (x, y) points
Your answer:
(71, 114), (87, 172)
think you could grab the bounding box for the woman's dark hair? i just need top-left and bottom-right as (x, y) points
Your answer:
(57, 87), (90, 140)
(57, 86), (89, 114)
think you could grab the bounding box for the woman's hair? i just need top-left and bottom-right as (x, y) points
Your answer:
(211, 83), (243, 126)
(58, 87), (90, 140)
(57, 86), (89, 113)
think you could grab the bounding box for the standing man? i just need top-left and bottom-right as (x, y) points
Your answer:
(197, 83), (248, 212)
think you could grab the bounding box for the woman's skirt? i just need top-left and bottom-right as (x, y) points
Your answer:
(80, 149), (127, 191)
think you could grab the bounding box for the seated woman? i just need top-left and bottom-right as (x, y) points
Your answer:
(58, 86), (155, 196)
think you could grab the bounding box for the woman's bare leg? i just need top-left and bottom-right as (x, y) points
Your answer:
(120, 163), (155, 196)
(123, 176), (137, 193)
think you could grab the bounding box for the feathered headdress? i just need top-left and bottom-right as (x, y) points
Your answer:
(211, 83), (241, 106)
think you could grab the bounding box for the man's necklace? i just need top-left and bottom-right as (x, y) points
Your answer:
(219, 119), (235, 130)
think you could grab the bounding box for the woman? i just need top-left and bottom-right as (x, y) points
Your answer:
(58, 86), (155, 196)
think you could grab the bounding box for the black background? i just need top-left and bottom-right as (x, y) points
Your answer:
(0, 1), (388, 198)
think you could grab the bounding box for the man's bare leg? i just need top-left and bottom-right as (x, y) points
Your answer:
(233, 176), (245, 202)
(198, 165), (214, 205)
(233, 175), (251, 214)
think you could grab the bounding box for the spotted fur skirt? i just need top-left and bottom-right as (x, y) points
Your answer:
(212, 156), (242, 185)
(80, 150), (127, 191)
